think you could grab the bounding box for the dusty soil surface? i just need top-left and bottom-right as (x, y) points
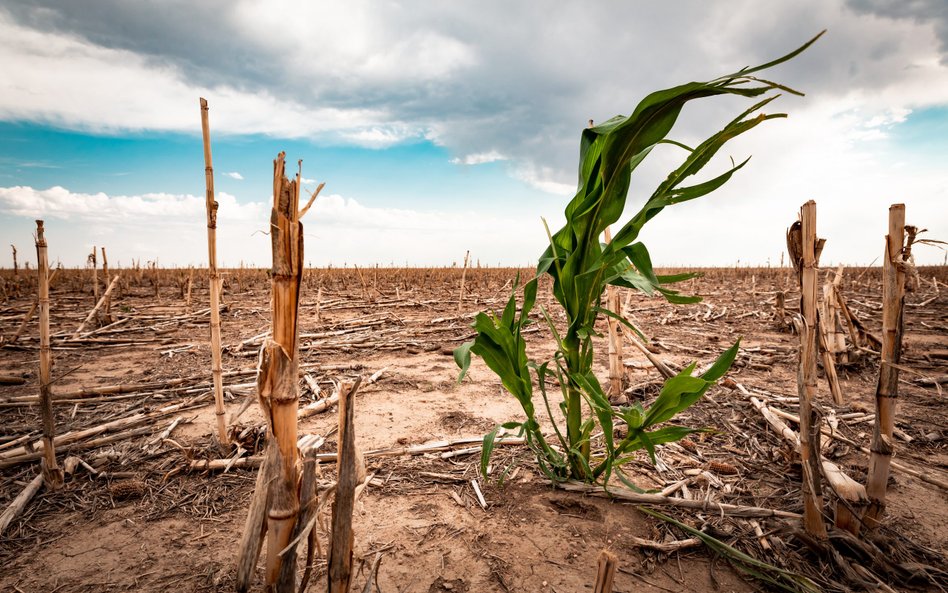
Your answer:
(0, 266), (945, 592)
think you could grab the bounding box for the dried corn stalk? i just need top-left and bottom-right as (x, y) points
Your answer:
(199, 97), (229, 447)
(35, 220), (63, 489)
(790, 201), (827, 540)
(237, 152), (320, 593)
(865, 204), (908, 527)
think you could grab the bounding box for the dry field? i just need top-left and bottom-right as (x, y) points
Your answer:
(1, 265), (946, 592)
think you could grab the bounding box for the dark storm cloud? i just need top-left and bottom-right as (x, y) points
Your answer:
(2, 1), (273, 90)
(847, 0), (948, 61)
(1, 0), (945, 189)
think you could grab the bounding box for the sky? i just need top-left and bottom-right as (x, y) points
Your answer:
(1, 1), (946, 269)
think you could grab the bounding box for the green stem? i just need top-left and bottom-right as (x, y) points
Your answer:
(563, 333), (589, 479)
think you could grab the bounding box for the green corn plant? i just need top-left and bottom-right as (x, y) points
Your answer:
(456, 32), (823, 486)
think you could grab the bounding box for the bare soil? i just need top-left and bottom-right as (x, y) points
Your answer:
(1, 266), (945, 592)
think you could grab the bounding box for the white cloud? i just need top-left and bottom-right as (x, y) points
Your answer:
(0, 185), (551, 267)
(449, 150), (507, 165)
(0, 10), (389, 137)
(357, 31), (477, 82)
(338, 126), (425, 149)
(0, 185), (264, 222)
(224, 171), (244, 180)
(513, 165), (575, 197)
(634, 98), (948, 266)
(0, 2), (946, 266)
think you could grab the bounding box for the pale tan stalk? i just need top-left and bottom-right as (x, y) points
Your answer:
(818, 321), (844, 405)
(0, 474), (43, 536)
(865, 204), (906, 526)
(72, 275), (120, 338)
(329, 379), (362, 593)
(236, 442), (277, 593)
(793, 201), (827, 539)
(101, 247), (111, 323)
(458, 250), (469, 312)
(199, 97), (228, 447)
(253, 152), (306, 591)
(749, 397), (866, 534)
(185, 266), (194, 310)
(90, 245), (98, 301)
(34, 221), (63, 489)
(593, 549), (618, 593)
(603, 226), (623, 397)
(10, 269), (58, 343)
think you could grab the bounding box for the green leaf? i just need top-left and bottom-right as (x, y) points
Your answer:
(643, 372), (709, 427)
(594, 305), (647, 342)
(701, 338), (741, 382)
(501, 286), (517, 329)
(656, 286), (702, 305)
(573, 371), (615, 456)
(619, 425), (696, 455)
(625, 242), (658, 285)
(521, 277), (538, 321)
(612, 466), (649, 493)
(480, 426), (500, 479)
(454, 340), (474, 382)
(638, 429), (657, 463)
(656, 271), (702, 284)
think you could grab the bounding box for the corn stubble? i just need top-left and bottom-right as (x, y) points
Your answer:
(237, 153), (306, 593)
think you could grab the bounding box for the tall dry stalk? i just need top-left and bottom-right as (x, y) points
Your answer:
(458, 250), (470, 312)
(199, 97), (229, 447)
(101, 247), (109, 287)
(865, 204), (907, 526)
(34, 221), (63, 489)
(10, 269), (57, 344)
(603, 226), (624, 399)
(789, 201), (827, 540)
(261, 152), (304, 589)
(237, 152), (321, 592)
(89, 245), (99, 301)
(100, 247), (112, 324)
(817, 265), (845, 404)
(185, 266), (194, 311)
(11, 244), (17, 276)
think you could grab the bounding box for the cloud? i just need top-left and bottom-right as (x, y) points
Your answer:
(0, 185), (265, 222)
(846, 0), (948, 62)
(2, 1), (947, 172)
(0, 185), (552, 267)
(0, 1), (945, 266)
(513, 165), (575, 196)
(0, 9), (389, 137)
(224, 171), (244, 180)
(338, 126), (425, 149)
(449, 150), (506, 165)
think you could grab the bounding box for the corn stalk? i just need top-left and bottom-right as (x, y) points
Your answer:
(199, 97), (229, 448)
(865, 204), (908, 527)
(237, 152), (320, 592)
(457, 33), (822, 485)
(35, 220), (63, 489)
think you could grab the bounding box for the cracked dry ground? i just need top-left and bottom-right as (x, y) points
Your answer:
(1, 266), (945, 592)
